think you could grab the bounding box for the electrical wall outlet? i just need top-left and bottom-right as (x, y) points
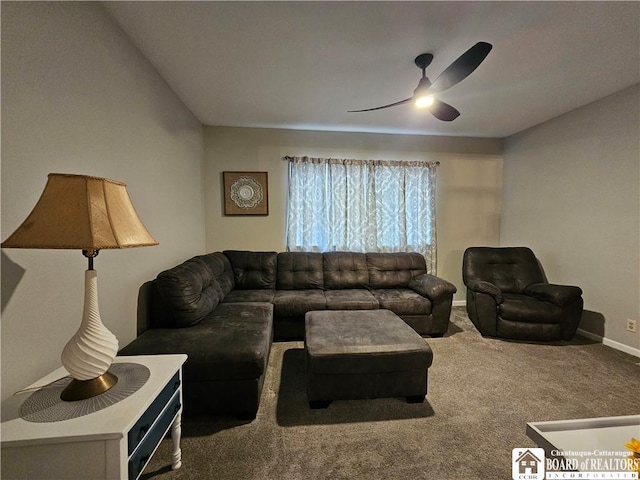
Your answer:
(627, 319), (637, 333)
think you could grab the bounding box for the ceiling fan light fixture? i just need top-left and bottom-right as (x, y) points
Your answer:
(347, 42), (492, 120)
(415, 95), (434, 109)
(413, 76), (434, 109)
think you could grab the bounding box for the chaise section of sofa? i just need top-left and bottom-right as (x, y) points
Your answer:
(119, 252), (273, 420)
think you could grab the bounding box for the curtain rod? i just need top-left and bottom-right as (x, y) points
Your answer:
(283, 156), (439, 166)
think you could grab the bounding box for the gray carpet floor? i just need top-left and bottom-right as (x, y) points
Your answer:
(141, 307), (640, 479)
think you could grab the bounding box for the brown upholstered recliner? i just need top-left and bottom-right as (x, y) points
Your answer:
(462, 247), (583, 341)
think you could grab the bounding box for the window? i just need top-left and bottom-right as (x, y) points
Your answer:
(285, 156), (438, 273)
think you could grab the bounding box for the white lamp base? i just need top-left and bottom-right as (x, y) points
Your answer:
(60, 269), (119, 401)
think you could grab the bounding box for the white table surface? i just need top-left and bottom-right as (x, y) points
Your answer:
(1, 354), (187, 446)
(527, 415), (640, 458)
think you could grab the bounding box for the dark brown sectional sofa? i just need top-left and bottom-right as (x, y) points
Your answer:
(119, 250), (457, 419)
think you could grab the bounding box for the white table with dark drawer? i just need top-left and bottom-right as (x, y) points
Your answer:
(1, 354), (187, 480)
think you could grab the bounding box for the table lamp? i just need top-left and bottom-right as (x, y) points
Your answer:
(1, 173), (158, 401)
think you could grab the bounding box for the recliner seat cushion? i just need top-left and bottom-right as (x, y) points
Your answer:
(499, 294), (563, 324)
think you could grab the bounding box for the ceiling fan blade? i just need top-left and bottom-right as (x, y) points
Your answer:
(348, 97), (413, 112)
(429, 99), (460, 122)
(429, 42), (492, 93)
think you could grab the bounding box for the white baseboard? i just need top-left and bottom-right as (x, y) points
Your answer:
(575, 328), (602, 343)
(452, 301), (639, 358)
(577, 328), (640, 358)
(604, 338), (640, 358)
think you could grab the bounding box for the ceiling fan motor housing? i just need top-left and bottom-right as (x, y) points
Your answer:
(414, 53), (434, 70)
(414, 76), (432, 96)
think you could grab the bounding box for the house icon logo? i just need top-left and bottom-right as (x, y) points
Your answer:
(512, 448), (545, 480)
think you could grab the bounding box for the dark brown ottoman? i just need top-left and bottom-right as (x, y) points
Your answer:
(304, 309), (433, 408)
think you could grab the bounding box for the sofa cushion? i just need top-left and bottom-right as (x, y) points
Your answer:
(156, 259), (220, 327)
(119, 302), (273, 382)
(222, 289), (276, 303)
(370, 288), (432, 316)
(192, 252), (235, 298)
(324, 289), (379, 310)
(224, 250), (277, 289)
(277, 252), (324, 290)
(273, 289), (327, 317)
(323, 252), (369, 289)
(367, 252), (427, 289)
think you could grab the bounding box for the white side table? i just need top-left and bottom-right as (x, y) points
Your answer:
(526, 415), (640, 462)
(1, 354), (187, 480)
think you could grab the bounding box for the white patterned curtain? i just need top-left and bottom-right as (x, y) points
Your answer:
(286, 156), (438, 273)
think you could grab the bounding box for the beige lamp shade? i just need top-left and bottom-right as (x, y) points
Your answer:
(1, 173), (158, 250)
(2, 173), (158, 401)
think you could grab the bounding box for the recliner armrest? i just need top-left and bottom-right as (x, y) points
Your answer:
(525, 283), (582, 306)
(466, 280), (503, 304)
(409, 274), (457, 300)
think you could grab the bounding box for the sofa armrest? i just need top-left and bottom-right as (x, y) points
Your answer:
(525, 283), (582, 306)
(466, 280), (503, 304)
(409, 274), (457, 300)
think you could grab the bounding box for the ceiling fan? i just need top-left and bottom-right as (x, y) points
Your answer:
(348, 42), (493, 122)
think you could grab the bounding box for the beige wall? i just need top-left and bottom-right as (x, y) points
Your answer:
(1, 3), (205, 401)
(204, 126), (503, 301)
(502, 84), (640, 352)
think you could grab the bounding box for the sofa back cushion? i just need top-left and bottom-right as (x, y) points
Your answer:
(223, 250), (277, 289)
(323, 252), (369, 289)
(367, 252), (427, 288)
(277, 252), (324, 290)
(156, 258), (220, 328)
(192, 252), (235, 298)
(463, 247), (545, 293)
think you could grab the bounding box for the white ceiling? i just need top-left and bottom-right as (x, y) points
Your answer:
(103, 1), (640, 138)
